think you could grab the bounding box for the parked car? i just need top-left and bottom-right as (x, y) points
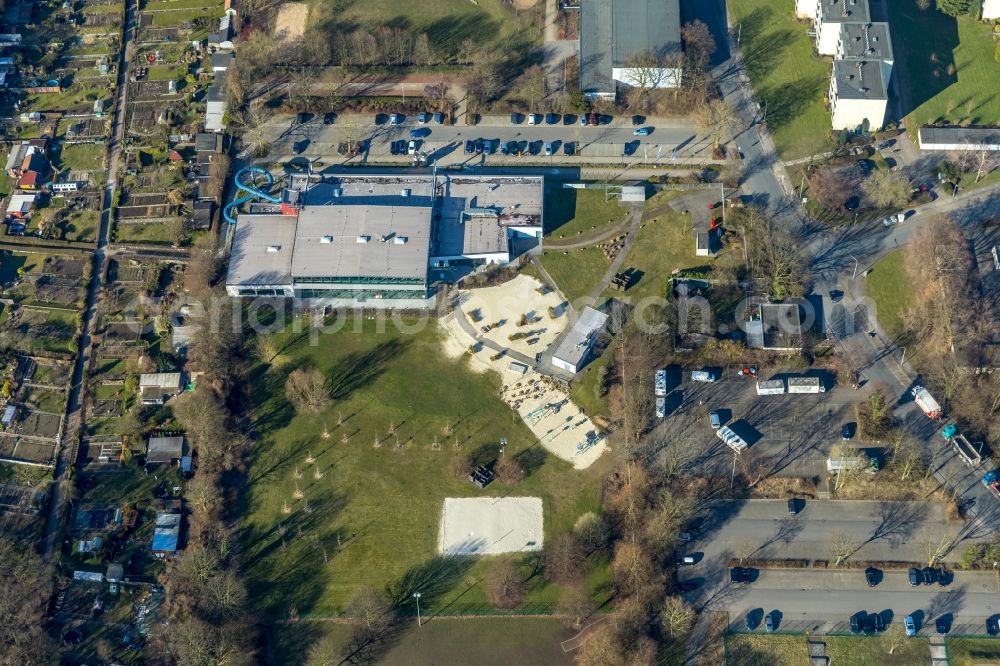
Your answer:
(510, 112), (523, 124)
(297, 112), (312, 124)
(764, 611), (776, 632)
(623, 140), (639, 156)
(506, 140), (518, 155)
(905, 615), (917, 636)
(746, 612), (758, 631)
(787, 498), (801, 515)
(864, 567), (879, 587)
(563, 114), (577, 125)
(858, 158), (874, 175)
(586, 112), (599, 126)
(544, 112), (559, 125)
(936, 616), (949, 635)
(407, 140), (418, 155)
(730, 567), (752, 583)
(878, 138), (896, 150)
(923, 567), (936, 585)
(908, 568), (920, 586)
(842, 423), (855, 440)
(633, 127), (652, 136)
(850, 613), (863, 634)
(691, 370), (717, 383)
(410, 127), (431, 138)
(433, 112), (445, 124)
(544, 141), (555, 156)
(389, 113), (402, 125)
(937, 568), (950, 586)
(475, 138), (484, 154)
(883, 212), (905, 227)
(323, 112), (336, 125)
(500, 141), (510, 155)
(987, 616), (999, 636)
(679, 531), (693, 542)
(528, 140), (542, 155)
(709, 410), (722, 429)
(564, 141), (576, 155)
(417, 111), (430, 124)
(678, 555), (696, 566)
(632, 115), (645, 126)
(464, 140), (475, 154)
(527, 113), (541, 126)
(677, 580), (698, 592)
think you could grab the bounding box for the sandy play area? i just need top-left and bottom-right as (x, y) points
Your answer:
(459, 274), (568, 359)
(439, 276), (608, 470)
(274, 2), (308, 42)
(438, 497), (543, 555)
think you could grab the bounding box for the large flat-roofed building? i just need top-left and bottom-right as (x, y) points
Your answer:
(829, 58), (890, 131)
(226, 173), (544, 308)
(580, 0), (682, 100)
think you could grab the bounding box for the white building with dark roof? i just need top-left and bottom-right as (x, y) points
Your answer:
(226, 173), (544, 308)
(552, 307), (609, 374)
(829, 58), (890, 131)
(579, 0), (682, 99)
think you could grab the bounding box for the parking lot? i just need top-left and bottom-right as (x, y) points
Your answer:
(652, 366), (858, 479)
(254, 112), (718, 166)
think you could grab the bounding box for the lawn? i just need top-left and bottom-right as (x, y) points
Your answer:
(569, 345), (613, 421)
(545, 186), (629, 238)
(114, 220), (185, 245)
(727, 0), (835, 160)
(151, 7), (217, 25)
(725, 633), (810, 666)
(241, 316), (608, 619)
(862, 249), (912, 339)
(59, 209), (101, 243)
(947, 637), (1000, 666)
(824, 635), (931, 666)
(538, 247), (610, 305)
(59, 143), (106, 172)
(887, 0), (1000, 129)
(610, 205), (697, 301)
(270, 617), (575, 666)
(311, 0), (543, 60)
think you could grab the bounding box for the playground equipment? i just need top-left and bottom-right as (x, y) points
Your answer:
(526, 400), (567, 425)
(223, 166), (283, 225)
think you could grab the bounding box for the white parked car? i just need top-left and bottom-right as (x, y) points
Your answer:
(527, 113), (541, 126)
(882, 212), (905, 227)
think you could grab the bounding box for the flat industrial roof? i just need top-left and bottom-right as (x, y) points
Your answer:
(833, 59), (887, 100)
(227, 215), (296, 286)
(918, 126), (1000, 148)
(292, 204), (430, 281)
(840, 22), (892, 60)
(553, 306), (609, 368)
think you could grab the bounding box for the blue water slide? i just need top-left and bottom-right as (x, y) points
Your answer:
(223, 166), (281, 225)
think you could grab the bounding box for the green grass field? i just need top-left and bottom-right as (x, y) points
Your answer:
(612, 207), (696, 302)
(824, 635), (930, 665)
(538, 247), (610, 305)
(569, 345), (613, 420)
(887, 0), (1000, 129)
(862, 250), (912, 339)
(947, 637), (1000, 666)
(728, 0), (835, 160)
(311, 0), (543, 59)
(725, 633), (810, 666)
(59, 143), (106, 172)
(241, 316), (609, 619)
(114, 220), (185, 245)
(545, 187), (629, 238)
(271, 617), (575, 666)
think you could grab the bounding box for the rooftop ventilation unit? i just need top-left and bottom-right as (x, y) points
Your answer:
(401, 188), (410, 197)
(394, 236), (408, 244)
(267, 245), (281, 253)
(356, 235), (370, 244)
(332, 188), (342, 197)
(320, 235), (333, 244)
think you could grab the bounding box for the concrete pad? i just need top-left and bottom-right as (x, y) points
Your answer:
(438, 497), (543, 555)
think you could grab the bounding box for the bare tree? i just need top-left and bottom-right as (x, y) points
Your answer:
(412, 33), (434, 66)
(807, 167), (850, 211)
(661, 596), (696, 640)
(449, 452), (472, 480)
(972, 148), (997, 182)
(544, 533), (585, 583)
(611, 542), (656, 597)
(732, 205), (808, 299)
(696, 98), (737, 150)
(576, 624), (626, 666)
(285, 367), (332, 415)
(862, 169), (910, 208)
(573, 511), (610, 553)
(681, 20), (716, 74)
(519, 65), (546, 109)
(485, 558), (525, 609)
(494, 455), (524, 485)
(882, 624), (907, 655)
(0, 538), (54, 663)
(832, 531), (858, 566)
(236, 99), (272, 158)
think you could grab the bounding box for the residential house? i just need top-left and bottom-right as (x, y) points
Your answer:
(211, 52), (233, 73)
(189, 200), (214, 230)
(6, 193), (36, 219)
(579, 0), (682, 100)
(813, 0), (871, 56)
(4, 140), (48, 178)
(829, 58), (890, 132)
(138, 372), (183, 405)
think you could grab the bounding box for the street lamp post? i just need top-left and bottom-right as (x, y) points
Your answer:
(413, 592), (422, 627)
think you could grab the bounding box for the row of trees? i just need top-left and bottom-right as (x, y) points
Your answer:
(150, 236), (259, 665)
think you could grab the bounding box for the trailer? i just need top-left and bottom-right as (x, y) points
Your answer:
(982, 470), (1000, 500)
(654, 369), (667, 397)
(717, 426), (748, 453)
(788, 377), (825, 394)
(912, 385), (942, 419)
(756, 379), (786, 395)
(951, 433), (986, 468)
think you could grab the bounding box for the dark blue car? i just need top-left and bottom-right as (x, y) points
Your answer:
(410, 127), (431, 138)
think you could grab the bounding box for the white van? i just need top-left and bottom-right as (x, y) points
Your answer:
(691, 370), (717, 383)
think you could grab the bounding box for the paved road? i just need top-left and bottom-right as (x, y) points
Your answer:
(42, 0), (136, 559)
(710, 569), (1000, 635)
